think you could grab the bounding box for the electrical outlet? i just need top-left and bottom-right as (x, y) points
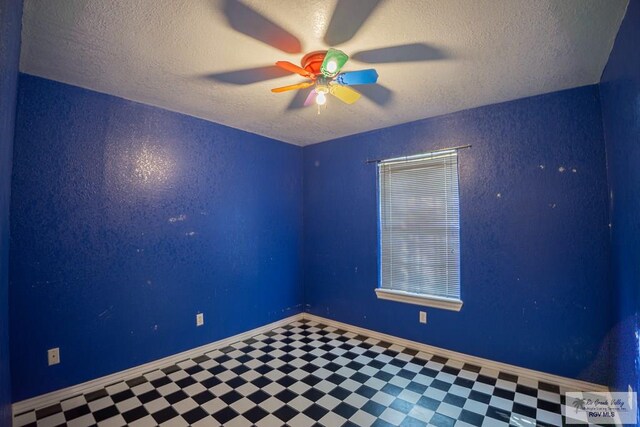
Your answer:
(196, 313), (204, 327)
(48, 348), (60, 366)
(419, 311), (427, 324)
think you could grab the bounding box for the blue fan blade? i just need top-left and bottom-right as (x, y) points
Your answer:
(336, 69), (378, 85)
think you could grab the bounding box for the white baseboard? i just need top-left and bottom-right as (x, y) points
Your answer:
(12, 313), (304, 416)
(13, 310), (609, 419)
(302, 313), (609, 393)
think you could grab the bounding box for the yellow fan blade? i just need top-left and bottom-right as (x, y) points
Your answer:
(271, 81), (314, 93)
(330, 85), (361, 104)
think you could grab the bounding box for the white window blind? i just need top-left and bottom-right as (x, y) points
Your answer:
(378, 150), (461, 303)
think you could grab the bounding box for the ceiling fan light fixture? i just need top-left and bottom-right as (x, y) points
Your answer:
(315, 84), (329, 106)
(315, 91), (327, 106)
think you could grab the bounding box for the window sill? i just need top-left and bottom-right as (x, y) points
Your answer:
(374, 289), (463, 312)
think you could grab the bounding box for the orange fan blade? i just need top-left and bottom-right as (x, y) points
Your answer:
(275, 61), (313, 78)
(271, 81), (315, 93)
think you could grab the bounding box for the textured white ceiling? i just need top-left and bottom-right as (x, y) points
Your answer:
(20, 0), (627, 146)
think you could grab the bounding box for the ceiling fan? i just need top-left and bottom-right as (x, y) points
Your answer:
(271, 48), (379, 108)
(208, 0), (448, 111)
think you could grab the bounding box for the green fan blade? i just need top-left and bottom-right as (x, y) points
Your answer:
(321, 48), (349, 78)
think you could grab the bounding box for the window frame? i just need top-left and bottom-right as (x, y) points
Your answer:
(375, 150), (463, 312)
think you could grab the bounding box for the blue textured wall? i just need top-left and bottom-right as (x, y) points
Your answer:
(0, 0), (23, 422)
(303, 86), (611, 385)
(600, 0), (640, 404)
(9, 74), (303, 401)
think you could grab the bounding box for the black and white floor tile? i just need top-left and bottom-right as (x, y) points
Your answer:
(14, 320), (602, 426)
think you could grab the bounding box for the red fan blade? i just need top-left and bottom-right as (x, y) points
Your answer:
(275, 61), (313, 79)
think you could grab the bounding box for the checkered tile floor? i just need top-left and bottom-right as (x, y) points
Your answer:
(14, 320), (596, 426)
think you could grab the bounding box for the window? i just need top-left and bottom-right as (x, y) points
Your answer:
(375, 149), (462, 311)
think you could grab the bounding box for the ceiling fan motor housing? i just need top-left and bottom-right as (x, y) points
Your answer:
(301, 51), (328, 76)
